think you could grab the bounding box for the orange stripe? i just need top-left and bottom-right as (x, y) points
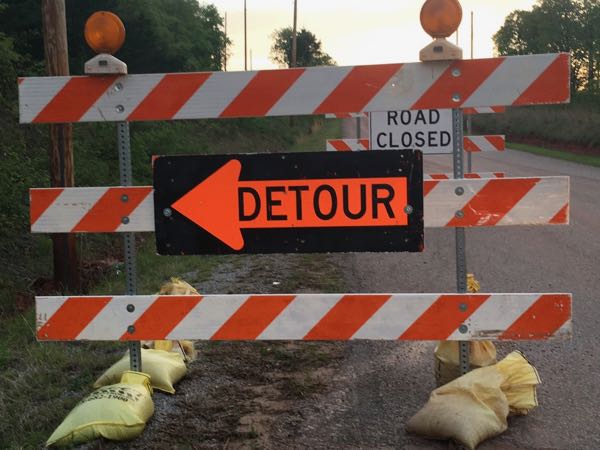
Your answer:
(429, 174), (450, 180)
(34, 76), (116, 123)
(464, 173), (481, 179)
(463, 137), (480, 152)
(30, 188), (64, 225)
(514, 54), (570, 105)
(37, 297), (111, 340)
(550, 204), (569, 224)
(399, 295), (489, 340)
(494, 172), (505, 178)
(412, 58), (505, 110)
(72, 187), (152, 232)
(314, 64), (402, 114)
(122, 295), (203, 340)
(447, 178), (539, 227)
(491, 106), (506, 113)
(423, 180), (439, 196)
(358, 139), (370, 149)
(500, 294), (571, 340)
(330, 140), (352, 151)
(486, 135), (505, 150)
(128, 73), (211, 121)
(304, 295), (390, 340)
(220, 69), (305, 117)
(211, 296), (295, 340)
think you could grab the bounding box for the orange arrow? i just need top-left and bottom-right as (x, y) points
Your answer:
(172, 159), (409, 250)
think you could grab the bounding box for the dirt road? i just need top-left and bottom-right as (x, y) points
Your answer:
(279, 119), (599, 449)
(107, 120), (598, 449)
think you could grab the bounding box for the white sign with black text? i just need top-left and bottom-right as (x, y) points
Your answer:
(369, 109), (453, 154)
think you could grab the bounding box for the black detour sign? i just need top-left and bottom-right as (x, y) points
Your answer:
(153, 150), (423, 255)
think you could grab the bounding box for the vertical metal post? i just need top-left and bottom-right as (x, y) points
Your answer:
(466, 115), (472, 173)
(117, 122), (141, 372)
(452, 108), (470, 376)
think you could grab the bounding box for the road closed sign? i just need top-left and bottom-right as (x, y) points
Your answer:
(369, 109), (453, 154)
(154, 151), (423, 254)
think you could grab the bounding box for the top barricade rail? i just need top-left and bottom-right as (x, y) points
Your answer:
(19, 53), (569, 124)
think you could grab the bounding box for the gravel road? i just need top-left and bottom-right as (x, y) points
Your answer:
(105, 120), (599, 449)
(278, 119), (599, 449)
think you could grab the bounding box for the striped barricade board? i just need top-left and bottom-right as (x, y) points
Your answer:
(19, 53), (569, 123)
(29, 176), (569, 234)
(463, 106), (506, 114)
(325, 113), (369, 119)
(425, 172), (505, 179)
(326, 136), (505, 153)
(35, 293), (572, 341)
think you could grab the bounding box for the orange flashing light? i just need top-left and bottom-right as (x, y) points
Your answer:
(420, 0), (463, 38)
(84, 11), (125, 54)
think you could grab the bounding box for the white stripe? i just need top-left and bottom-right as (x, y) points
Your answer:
(352, 294), (439, 339)
(19, 77), (70, 123)
(77, 295), (158, 340)
(269, 66), (353, 116)
(463, 54), (557, 107)
(35, 296), (69, 331)
(258, 294), (342, 339)
(116, 192), (155, 232)
(174, 71), (256, 119)
(80, 74), (164, 122)
(425, 179), (483, 227)
(167, 295), (248, 339)
(365, 63), (449, 111)
(447, 294), (539, 340)
(498, 177), (569, 226)
(31, 187), (107, 233)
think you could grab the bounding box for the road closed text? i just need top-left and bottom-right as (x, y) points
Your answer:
(237, 178), (408, 228)
(370, 109), (453, 154)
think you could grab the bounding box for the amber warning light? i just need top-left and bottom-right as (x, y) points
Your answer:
(84, 11), (125, 54)
(419, 0), (463, 62)
(83, 11), (127, 75)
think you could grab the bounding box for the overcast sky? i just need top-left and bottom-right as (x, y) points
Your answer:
(204, 0), (538, 71)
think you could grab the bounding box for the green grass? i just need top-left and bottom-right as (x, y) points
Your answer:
(90, 235), (221, 295)
(508, 142), (600, 168)
(290, 118), (343, 152)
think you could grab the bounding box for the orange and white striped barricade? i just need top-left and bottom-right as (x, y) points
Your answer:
(324, 113), (369, 119)
(326, 136), (505, 153)
(29, 176), (569, 234)
(36, 293), (571, 341)
(19, 54), (569, 123)
(462, 106), (506, 115)
(22, 53), (572, 357)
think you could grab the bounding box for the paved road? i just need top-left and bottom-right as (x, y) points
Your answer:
(292, 123), (600, 448)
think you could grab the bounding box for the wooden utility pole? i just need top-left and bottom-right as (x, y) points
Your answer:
(291, 0), (298, 67)
(42, 0), (79, 291)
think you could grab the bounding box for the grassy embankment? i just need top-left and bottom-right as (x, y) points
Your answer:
(0, 117), (343, 448)
(472, 101), (600, 167)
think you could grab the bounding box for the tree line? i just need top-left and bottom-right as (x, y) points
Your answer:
(494, 0), (600, 94)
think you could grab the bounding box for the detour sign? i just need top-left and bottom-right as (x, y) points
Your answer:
(154, 151), (423, 254)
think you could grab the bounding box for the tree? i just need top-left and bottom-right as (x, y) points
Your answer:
(0, 0), (230, 75)
(270, 27), (334, 68)
(494, 0), (600, 92)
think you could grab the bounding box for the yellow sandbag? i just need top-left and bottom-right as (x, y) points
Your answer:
(150, 278), (199, 361)
(94, 348), (186, 394)
(496, 351), (540, 415)
(407, 365), (509, 449)
(47, 372), (153, 447)
(152, 339), (198, 362)
(435, 341), (497, 385)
